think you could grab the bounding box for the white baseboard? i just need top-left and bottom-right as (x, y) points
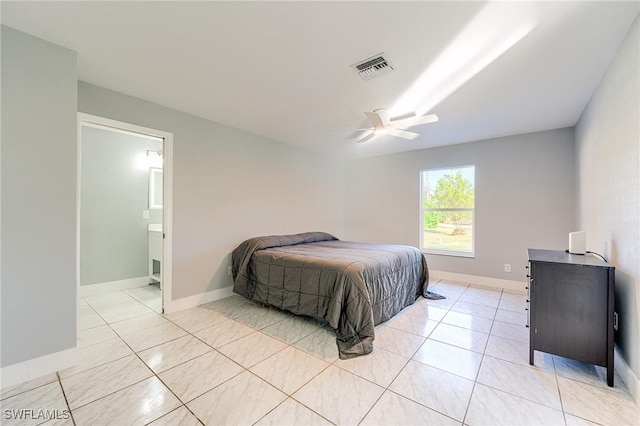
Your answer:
(0, 347), (78, 389)
(163, 286), (235, 314)
(615, 346), (639, 403)
(430, 270), (526, 293)
(80, 277), (150, 297)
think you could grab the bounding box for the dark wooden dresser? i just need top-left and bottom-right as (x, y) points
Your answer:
(527, 248), (615, 386)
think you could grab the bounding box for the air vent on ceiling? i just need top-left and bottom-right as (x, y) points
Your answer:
(351, 53), (394, 81)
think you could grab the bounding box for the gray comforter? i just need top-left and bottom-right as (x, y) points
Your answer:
(231, 232), (429, 359)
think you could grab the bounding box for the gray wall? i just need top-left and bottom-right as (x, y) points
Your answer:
(1, 26), (77, 367)
(78, 82), (346, 300)
(80, 126), (162, 285)
(575, 15), (639, 378)
(345, 128), (576, 281)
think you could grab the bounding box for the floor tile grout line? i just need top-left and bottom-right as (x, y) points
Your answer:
(383, 387), (462, 424)
(460, 288), (500, 425)
(461, 357), (482, 425)
(481, 352), (554, 375)
(283, 328), (341, 364)
(151, 303), (302, 410)
(279, 396), (338, 426)
(556, 370), (635, 399)
(160, 313), (257, 375)
(0, 377), (60, 402)
(474, 362), (570, 413)
(470, 288), (601, 421)
(273, 356), (333, 398)
(354, 387), (387, 425)
(292, 286), (532, 422)
(106, 314), (183, 347)
(557, 373), (630, 396)
(67, 293), (182, 420)
(58, 350), (132, 382)
(431, 321), (491, 342)
(55, 372), (77, 426)
(331, 346), (412, 391)
(469, 379), (568, 419)
(270, 282), (632, 422)
(61, 368), (151, 413)
(283, 363), (375, 426)
(249, 397), (289, 426)
(86, 299), (208, 424)
(78, 299), (104, 321)
(16, 283), (636, 425)
(83, 295), (154, 327)
(142, 405), (204, 426)
(84, 296), (140, 310)
(411, 341), (486, 380)
(399, 286), (483, 379)
(217, 294), (410, 424)
(65, 331), (159, 414)
(122, 283), (161, 305)
(248, 329), (327, 369)
(203, 318), (336, 425)
(476, 383), (566, 416)
(260, 326), (322, 347)
(178, 367), (246, 406)
(148, 364), (211, 425)
(85, 289), (150, 312)
(138, 338), (214, 376)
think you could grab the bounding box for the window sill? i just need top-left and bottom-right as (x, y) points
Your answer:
(422, 250), (475, 259)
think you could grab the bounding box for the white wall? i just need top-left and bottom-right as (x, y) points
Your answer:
(1, 26), (77, 367)
(78, 82), (346, 301)
(345, 128), (576, 282)
(575, 15), (639, 380)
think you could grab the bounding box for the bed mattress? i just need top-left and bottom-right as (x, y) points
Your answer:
(232, 232), (429, 358)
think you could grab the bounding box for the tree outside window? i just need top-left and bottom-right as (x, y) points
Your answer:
(421, 166), (475, 256)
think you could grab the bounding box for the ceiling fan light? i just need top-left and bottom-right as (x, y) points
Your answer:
(373, 128), (388, 135)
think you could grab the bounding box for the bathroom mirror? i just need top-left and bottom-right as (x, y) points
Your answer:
(149, 167), (163, 209)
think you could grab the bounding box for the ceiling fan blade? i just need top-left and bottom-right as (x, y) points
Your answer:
(374, 108), (391, 125)
(328, 128), (373, 132)
(346, 129), (372, 139)
(391, 113), (439, 129)
(389, 112), (416, 122)
(365, 111), (385, 128)
(386, 128), (419, 140)
(355, 131), (376, 144)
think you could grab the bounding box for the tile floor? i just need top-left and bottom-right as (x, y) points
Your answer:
(2, 280), (639, 425)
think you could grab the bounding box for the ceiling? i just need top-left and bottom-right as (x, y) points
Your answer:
(2, 1), (638, 159)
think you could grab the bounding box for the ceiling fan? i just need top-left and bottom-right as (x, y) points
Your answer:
(339, 108), (439, 144)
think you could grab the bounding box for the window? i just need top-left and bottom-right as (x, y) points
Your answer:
(420, 166), (475, 257)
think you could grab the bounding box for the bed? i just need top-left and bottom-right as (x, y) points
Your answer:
(231, 231), (430, 359)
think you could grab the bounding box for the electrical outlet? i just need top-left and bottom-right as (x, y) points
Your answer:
(142, 210), (150, 219)
(504, 264), (511, 273)
(614, 312), (619, 331)
(227, 265), (232, 276)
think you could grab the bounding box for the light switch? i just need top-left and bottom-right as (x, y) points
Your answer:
(142, 210), (150, 219)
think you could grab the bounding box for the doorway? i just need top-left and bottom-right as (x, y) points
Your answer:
(77, 113), (173, 314)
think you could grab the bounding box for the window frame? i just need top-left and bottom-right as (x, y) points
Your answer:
(419, 165), (476, 258)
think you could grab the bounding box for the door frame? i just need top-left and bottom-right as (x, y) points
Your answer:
(77, 113), (174, 312)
